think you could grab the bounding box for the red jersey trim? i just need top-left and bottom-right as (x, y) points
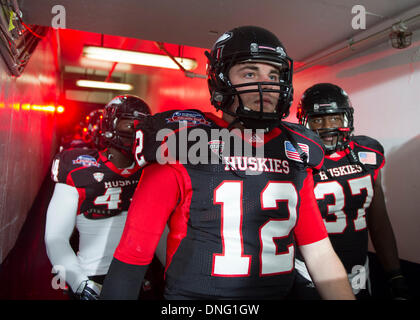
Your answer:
(98, 151), (141, 177)
(294, 168), (328, 246)
(66, 167), (86, 216)
(205, 112), (283, 147)
(353, 141), (385, 170)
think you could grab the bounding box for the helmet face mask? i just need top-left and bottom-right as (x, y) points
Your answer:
(297, 83), (354, 153)
(101, 95), (151, 158)
(206, 26), (294, 130)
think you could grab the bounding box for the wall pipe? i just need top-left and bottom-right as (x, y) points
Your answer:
(295, 7), (420, 73)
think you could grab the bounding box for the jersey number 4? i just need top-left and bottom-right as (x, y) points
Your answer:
(212, 181), (297, 277)
(314, 175), (373, 234)
(94, 187), (122, 210)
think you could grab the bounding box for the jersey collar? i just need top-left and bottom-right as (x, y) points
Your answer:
(326, 141), (354, 161)
(98, 151), (141, 177)
(204, 113), (282, 148)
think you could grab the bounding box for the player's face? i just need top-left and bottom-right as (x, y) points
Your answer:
(308, 113), (344, 146)
(116, 118), (135, 144)
(228, 62), (280, 114)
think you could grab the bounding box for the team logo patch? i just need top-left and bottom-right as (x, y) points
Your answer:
(248, 133), (263, 144)
(358, 151), (376, 165)
(93, 172), (104, 182)
(209, 140), (225, 155)
(284, 141), (309, 163)
(120, 168), (132, 175)
(72, 155), (100, 167)
(166, 111), (211, 127)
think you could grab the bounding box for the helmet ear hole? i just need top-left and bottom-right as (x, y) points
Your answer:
(213, 92), (224, 103)
(104, 132), (113, 139)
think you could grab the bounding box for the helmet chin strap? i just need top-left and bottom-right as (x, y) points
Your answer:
(317, 128), (349, 154)
(232, 93), (279, 131)
(107, 137), (135, 162)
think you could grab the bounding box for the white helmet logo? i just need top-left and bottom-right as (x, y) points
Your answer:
(214, 32), (232, 46)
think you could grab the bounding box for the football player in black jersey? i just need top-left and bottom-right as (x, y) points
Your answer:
(101, 26), (355, 300)
(45, 95), (153, 300)
(82, 109), (105, 150)
(292, 83), (409, 299)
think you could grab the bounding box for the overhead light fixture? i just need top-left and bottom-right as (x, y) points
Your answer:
(83, 46), (198, 71)
(79, 57), (132, 72)
(76, 80), (133, 91)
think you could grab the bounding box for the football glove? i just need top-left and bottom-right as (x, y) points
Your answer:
(75, 280), (102, 300)
(387, 270), (410, 300)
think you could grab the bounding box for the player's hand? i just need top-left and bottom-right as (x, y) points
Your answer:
(389, 275), (410, 300)
(386, 269), (410, 300)
(75, 280), (102, 300)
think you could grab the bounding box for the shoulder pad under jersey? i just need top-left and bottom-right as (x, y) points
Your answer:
(279, 121), (326, 170)
(51, 148), (100, 184)
(133, 109), (215, 165)
(351, 135), (385, 169)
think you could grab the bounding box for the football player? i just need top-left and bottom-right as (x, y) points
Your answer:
(292, 83), (409, 299)
(59, 123), (92, 152)
(82, 109), (105, 150)
(45, 95), (152, 299)
(100, 26), (355, 300)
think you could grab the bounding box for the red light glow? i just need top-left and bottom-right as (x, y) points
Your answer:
(1, 103), (66, 113)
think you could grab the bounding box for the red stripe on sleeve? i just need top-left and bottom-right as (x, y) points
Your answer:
(293, 168), (328, 246)
(67, 171), (84, 215)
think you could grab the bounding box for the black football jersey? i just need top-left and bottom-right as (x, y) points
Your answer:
(121, 110), (327, 299)
(313, 136), (385, 272)
(51, 148), (142, 219)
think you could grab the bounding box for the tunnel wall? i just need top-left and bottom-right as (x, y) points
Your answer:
(0, 30), (61, 263)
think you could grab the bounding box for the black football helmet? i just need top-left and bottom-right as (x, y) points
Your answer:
(297, 83), (354, 153)
(206, 25), (294, 130)
(101, 95), (151, 157)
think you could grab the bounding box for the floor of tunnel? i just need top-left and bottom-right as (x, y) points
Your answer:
(0, 174), (68, 299)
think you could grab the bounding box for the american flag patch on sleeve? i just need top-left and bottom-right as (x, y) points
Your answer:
(358, 151), (377, 165)
(284, 141), (309, 162)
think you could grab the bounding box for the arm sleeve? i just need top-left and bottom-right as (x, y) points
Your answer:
(44, 183), (89, 293)
(113, 163), (181, 265)
(100, 258), (149, 300)
(294, 169), (328, 246)
(100, 164), (181, 299)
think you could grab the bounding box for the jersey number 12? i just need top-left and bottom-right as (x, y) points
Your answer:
(212, 181), (297, 277)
